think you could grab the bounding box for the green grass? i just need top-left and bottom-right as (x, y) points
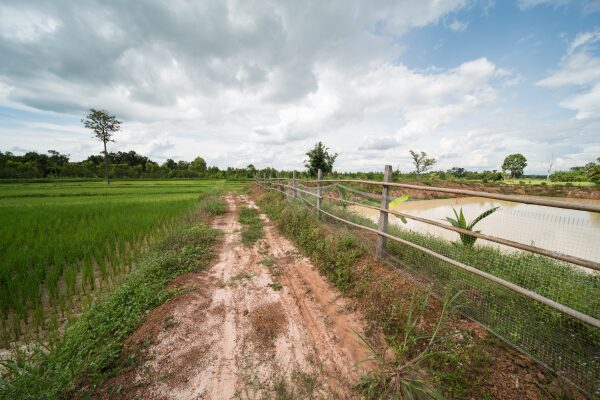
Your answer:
(0, 209), (221, 399)
(257, 191), (600, 397)
(239, 206), (264, 244)
(200, 196), (229, 216)
(501, 178), (595, 187)
(316, 202), (600, 391)
(0, 179), (238, 345)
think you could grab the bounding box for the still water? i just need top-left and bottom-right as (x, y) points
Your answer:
(350, 196), (600, 264)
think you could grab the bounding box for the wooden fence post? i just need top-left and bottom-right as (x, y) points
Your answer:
(317, 169), (323, 218)
(292, 171), (298, 199)
(376, 165), (392, 259)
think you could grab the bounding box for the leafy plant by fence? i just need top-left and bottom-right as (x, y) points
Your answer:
(258, 170), (600, 396)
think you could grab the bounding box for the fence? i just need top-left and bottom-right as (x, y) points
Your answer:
(257, 167), (600, 397)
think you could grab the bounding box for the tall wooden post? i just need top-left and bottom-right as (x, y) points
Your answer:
(292, 171), (298, 199)
(317, 169), (323, 218)
(376, 165), (392, 258)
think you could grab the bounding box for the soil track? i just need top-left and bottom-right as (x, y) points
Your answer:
(94, 194), (371, 399)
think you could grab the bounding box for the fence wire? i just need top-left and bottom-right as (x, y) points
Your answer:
(259, 179), (600, 396)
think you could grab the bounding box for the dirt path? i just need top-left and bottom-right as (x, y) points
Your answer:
(95, 194), (371, 399)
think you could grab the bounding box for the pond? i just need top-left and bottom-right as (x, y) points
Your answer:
(350, 196), (600, 265)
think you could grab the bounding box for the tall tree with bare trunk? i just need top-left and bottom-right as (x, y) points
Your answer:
(409, 150), (436, 175)
(82, 109), (122, 184)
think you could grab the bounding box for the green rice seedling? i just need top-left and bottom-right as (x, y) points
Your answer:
(444, 207), (499, 247)
(0, 219), (220, 399)
(0, 179), (238, 344)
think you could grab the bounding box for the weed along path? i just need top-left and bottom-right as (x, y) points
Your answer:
(94, 194), (371, 399)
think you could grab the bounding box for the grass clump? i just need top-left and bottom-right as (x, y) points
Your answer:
(239, 206), (264, 244)
(357, 290), (461, 399)
(259, 256), (276, 267)
(198, 193), (228, 215)
(0, 219), (220, 399)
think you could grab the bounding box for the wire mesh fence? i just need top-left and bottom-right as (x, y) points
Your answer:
(258, 175), (600, 396)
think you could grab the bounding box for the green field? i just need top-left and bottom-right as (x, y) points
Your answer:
(0, 179), (245, 345)
(501, 178), (595, 186)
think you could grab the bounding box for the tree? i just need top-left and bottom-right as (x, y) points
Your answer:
(585, 157), (600, 184)
(409, 150), (436, 175)
(110, 150), (148, 168)
(189, 156), (207, 175)
(449, 167), (466, 178)
(304, 141), (338, 176)
(82, 109), (122, 184)
(246, 164), (257, 178)
(163, 159), (176, 170)
(501, 153), (527, 178)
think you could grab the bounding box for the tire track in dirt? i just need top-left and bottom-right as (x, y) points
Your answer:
(93, 194), (371, 399)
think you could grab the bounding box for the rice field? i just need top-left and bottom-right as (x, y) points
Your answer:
(0, 179), (244, 345)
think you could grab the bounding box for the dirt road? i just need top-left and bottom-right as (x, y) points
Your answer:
(96, 195), (371, 399)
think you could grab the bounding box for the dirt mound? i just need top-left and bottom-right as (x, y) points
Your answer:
(249, 301), (287, 348)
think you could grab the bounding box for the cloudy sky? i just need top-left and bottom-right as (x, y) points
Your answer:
(1, 0), (599, 173)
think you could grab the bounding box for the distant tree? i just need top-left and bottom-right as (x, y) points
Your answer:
(86, 154), (105, 165)
(110, 150), (148, 168)
(47, 150), (69, 165)
(246, 164), (257, 178)
(82, 109), (122, 184)
(22, 152), (50, 176)
(501, 153), (527, 178)
(189, 156), (207, 174)
(449, 167), (467, 178)
(47, 150), (69, 176)
(409, 150), (436, 175)
(163, 159), (176, 170)
(304, 141), (338, 176)
(177, 160), (190, 169)
(585, 157), (600, 184)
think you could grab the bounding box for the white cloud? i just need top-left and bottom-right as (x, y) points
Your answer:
(0, 5), (60, 42)
(517, 0), (600, 12)
(447, 19), (469, 32)
(538, 30), (600, 119)
(0, 0), (597, 174)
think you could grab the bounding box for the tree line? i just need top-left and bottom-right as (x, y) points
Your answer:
(2, 108), (598, 184)
(301, 143), (599, 184)
(0, 150), (262, 180)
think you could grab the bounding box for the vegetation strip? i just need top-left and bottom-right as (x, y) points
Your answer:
(238, 206), (264, 244)
(257, 189), (598, 397)
(255, 190), (494, 398)
(0, 196), (225, 399)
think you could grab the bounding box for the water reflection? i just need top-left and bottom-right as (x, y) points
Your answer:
(350, 196), (600, 264)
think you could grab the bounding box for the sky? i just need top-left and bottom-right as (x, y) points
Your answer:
(0, 0), (599, 173)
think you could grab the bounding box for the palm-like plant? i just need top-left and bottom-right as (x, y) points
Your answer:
(445, 206), (499, 247)
(389, 194), (409, 223)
